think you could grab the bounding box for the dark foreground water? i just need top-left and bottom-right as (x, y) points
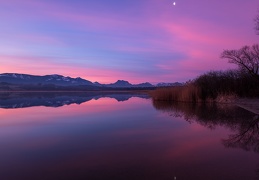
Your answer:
(0, 92), (258, 180)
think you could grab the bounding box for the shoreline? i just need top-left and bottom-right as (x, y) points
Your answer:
(216, 95), (259, 115)
(0, 90), (258, 115)
(0, 90), (150, 93)
(235, 98), (259, 115)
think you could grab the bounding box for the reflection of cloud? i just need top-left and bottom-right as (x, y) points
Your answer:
(0, 93), (258, 179)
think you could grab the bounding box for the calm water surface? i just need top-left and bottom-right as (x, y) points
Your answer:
(0, 93), (258, 180)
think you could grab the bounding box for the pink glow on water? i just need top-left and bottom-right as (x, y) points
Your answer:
(0, 97), (147, 127)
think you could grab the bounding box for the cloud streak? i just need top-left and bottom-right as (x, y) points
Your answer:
(0, 0), (258, 83)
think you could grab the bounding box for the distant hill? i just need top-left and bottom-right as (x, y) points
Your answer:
(0, 73), (182, 91)
(0, 73), (93, 86)
(105, 80), (154, 88)
(0, 73), (155, 91)
(156, 82), (183, 87)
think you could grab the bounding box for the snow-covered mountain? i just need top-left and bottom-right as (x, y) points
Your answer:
(0, 73), (155, 88)
(105, 80), (154, 88)
(156, 82), (183, 87)
(0, 73), (93, 86)
(0, 73), (182, 89)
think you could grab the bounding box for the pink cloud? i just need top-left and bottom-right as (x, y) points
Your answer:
(0, 0), (258, 83)
(0, 54), (153, 84)
(150, 15), (257, 81)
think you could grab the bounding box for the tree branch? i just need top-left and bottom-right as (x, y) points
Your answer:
(221, 44), (259, 80)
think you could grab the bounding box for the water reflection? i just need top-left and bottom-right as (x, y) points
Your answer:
(0, 92), (150, 109)
(0, 95), (258, 179)
(152, 100), (259, 153)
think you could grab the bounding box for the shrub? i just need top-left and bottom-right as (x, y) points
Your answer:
(151, 69), (259, 103)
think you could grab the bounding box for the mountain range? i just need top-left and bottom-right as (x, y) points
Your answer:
(0, 73), (182, 90)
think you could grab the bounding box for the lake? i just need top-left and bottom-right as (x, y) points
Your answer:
(0, 92), (258, 180)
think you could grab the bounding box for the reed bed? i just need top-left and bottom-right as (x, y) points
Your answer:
(150, 84), (202, 103)
(151, 70), (259, 103)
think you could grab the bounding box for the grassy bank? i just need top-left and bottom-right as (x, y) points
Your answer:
(150, 70), (259, 103)
(150, 84), (202, 103)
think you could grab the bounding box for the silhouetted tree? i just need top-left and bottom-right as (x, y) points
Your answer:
(255, 11), (259, 35)
(221, 44), (259, 81)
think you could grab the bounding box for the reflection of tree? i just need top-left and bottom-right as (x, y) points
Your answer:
(152, 100), (259, 153)
(223, 115), (259, 153)
(256, 164), (259, 180)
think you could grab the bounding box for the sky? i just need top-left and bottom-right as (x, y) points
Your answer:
(0, 0), (258, 84)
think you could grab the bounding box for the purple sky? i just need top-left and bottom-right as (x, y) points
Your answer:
(0, 0), (258, 83)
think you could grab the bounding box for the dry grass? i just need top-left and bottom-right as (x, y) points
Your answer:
(150, 85), (240, 103)
(150, 85), (202, 103)
(150, 70), (259, 103)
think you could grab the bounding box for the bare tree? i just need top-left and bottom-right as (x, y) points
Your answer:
(221, 44), (259, 81)
(255, 12), (259, 35)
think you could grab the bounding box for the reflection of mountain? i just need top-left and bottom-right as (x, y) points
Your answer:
(0, 92), (150, 109)
(152, 100), (259, 153)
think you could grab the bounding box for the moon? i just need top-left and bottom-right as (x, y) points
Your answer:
(173, 2), (176, 6)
